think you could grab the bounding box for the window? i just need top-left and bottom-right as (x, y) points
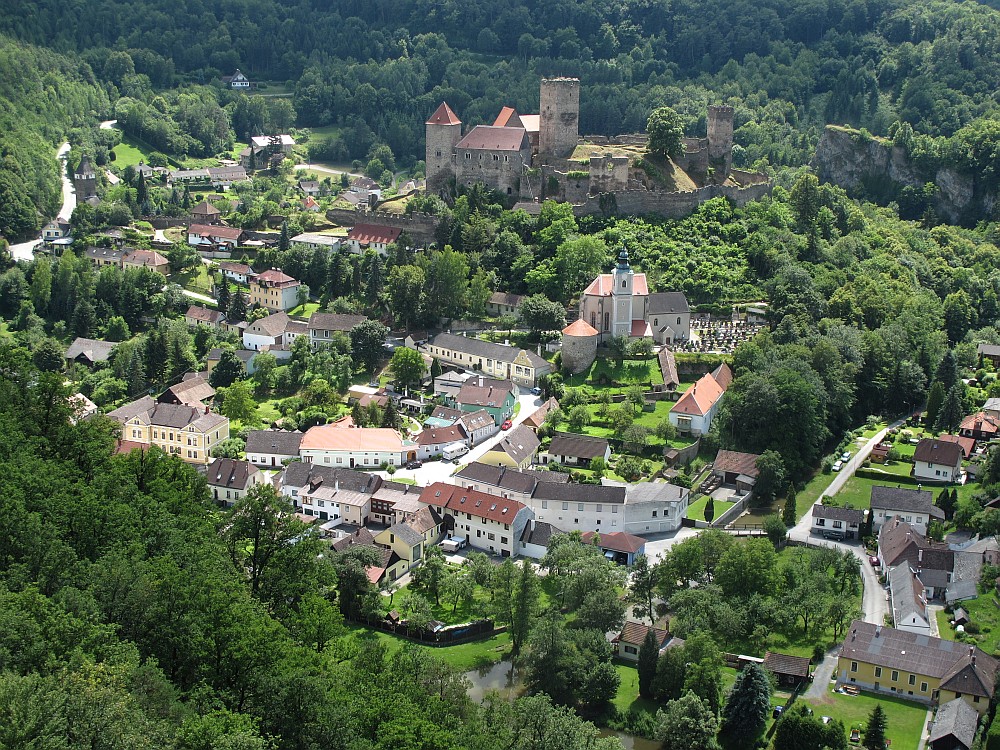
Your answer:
(578, 503), (584, 511)
(817, 518), (826, 526)
(621, 280), (626, 288)
(501, 537), (508, 544)
(677, 317), (681, 324)
(908, 675), (915, 686)
(850, 662), (858, 673)
(596, 504), (602, 513)
(624, 645), (638, 655)
(612, 505), (619, 514)
(652, 510), (658, 517)
(488, 533), (495, 541)
(833, 520), (843, 528)
(920, 682), (928, 692)
(891, 671), (898, 682)
(874, 667), (882, 678)
(541, 501), (548, 509)
(563, 502), (569, 511)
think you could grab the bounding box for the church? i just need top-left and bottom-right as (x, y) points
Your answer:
(578, 249), (691, 345)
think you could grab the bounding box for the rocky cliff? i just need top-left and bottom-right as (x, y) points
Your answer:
(813, 125), (994, 224)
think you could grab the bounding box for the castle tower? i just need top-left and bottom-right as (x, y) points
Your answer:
(425, 102), (462, 191)
(539, 77), (580, 159)
(611, 247), (634, 339)
(74, 153), (97, 200)
(707, 105), (734, 180)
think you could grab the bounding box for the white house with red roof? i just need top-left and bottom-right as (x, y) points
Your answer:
(669, 363), (733, 436)
(299, 424), (415, 469)
(578, 248), (691, 344)
(419, 481), (532, 557)
(187, 223), (245, 248)
(345, 223), (402, 257)
(250, 268), (301, 312)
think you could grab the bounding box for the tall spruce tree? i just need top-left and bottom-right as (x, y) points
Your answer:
(637, 628), (659, 698)
(863, 704), (886, 750)
(783, 483), (797, 526)
(510, 559), (540, 656)
(721, 663), (772, 742)
(934, 383), (964, 432)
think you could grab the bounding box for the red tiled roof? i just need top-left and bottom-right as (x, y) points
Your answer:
(615, 621), (670, 647)
(456, 125), (528, 152)
(562, 319), (599, 337)
(347, 223), (402, 245)
(419, 482), (526, 524)
(492, 107), (524, 128)
(582, 273), (650, 297)
(255, 269), (298, 286)
(939, 433), (976, 459)
(189, 223), (243, 240)
(671, 373), (725, 417)
(630, 319), (652, 337)
(582, 530), (645, 554)
(427, 102), (462, 126)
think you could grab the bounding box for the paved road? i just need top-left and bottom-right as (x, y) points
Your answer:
(293, 163), (363, 180)
(10, 141), (74, 262)
(377, 392), (542, 487)
(788, 416), (908, 626)
(99, 119), (118, 130)
(178, 288), (216, 305)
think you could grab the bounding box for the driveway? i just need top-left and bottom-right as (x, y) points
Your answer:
(805, 648), (840, 700)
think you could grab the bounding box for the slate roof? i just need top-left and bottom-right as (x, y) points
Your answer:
(714, 449), (760, 478)
(489, 291), (525, 308)
(840, 620), (997, 699)
(533, 482), (627, 504)
(108, 399), (227, 432)
(879, 517), (926, 568)
(278, 463), (380, 494)
(331, 527), (375, 552)
(191, 200), (221, 216)
(488, 424), (540, 465)
(407, 505), (442, 535)
(456, 125), (528, 152)
(456, 462), (538, 495)
(307, 312), (367, 332)
(420, 482), (528, 524)
(929, 697), (978, 749)
(647, 292), (690, 314)
(546, 432), (609, 460)
(206, 458), (259, 491)
(245, 429), (303, 456)
(625, 482), (688, 505)
(889, 564), (928, 628)
(658, 348), (679, 388)
(457, 378), (516, 408)
(387, 520), (424, 547)
(763, 651), (811, 679)
(871, 486), (939, 516)
(616, 621), (670, 648)
(582, 530), (645, 553)
(914, 438), (963, 467)
(458, 409), (494, 434)
(812, 504), (864, 524)
(159, 375), (215, 406)
(85, 246), (125, 263)
(65, 337), (116, 363)
(520, 520), (562, 548)
(417, 424), (468, 446)
(430, 332), (548, 369)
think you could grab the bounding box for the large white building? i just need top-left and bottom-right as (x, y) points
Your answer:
(419, 481), (532, 558)
(529, 481), (689, 535)
(299, 425), (415, 468)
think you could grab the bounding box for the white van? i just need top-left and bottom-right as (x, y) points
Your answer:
(440, 537), (468, 553)
(442, 441), (469, 461)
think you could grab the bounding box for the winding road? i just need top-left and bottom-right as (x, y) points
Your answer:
(9, 141), (74, 262)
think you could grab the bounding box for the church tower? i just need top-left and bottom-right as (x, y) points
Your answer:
(611, 247), (634, 339)
(74, 154), (97, 200)
(425, 102), (462, 192)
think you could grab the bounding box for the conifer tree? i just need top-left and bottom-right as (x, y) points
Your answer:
(638, 628), (659, 698)
(783, 483), (797, 526)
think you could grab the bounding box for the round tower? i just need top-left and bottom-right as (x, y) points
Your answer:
(539, 77), (580, 159)
(425, 102), (463, 191)
(561, 319), (599, 374)
(611, 247), (634, 339)
(707, 105), (734, 178)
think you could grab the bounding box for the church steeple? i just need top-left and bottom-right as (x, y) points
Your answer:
(616, 246), (631, 270)
(612, 247), (634, 338)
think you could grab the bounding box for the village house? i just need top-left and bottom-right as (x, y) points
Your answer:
(763, 652), (812, 689)
(244, 429), (303, 468)
(486, 292), (525, 317)
(206, 458), (262, 506)
(539, 432), (611, 467)
(307, 312), (367, 349)
(527, 481), (689, 535)
(454, 409), (499, 445)
(419, 482), (532, 557)
(929, 697), (980, 750)
(290, 233), (342, 252)
(298, 180), (321, 196)
(454, 377), (517, 425)
(479, 424), (540, 469)
(301, 196), (321, 212)
(206, 347), (258, 376)
(108, 397), (229, 465)
(373, 505), (444, 576)
(65, 337), (115, 367)
(369, 481), (424, 525)
(157, 375), (215, 407)
(416, 424), (469, 461)
(612, 621), (680, 662)
(581, 530), (646, 565)
(298, 481), (371, 525)
(877, 517), (955, 600)
(658, 348), (681, 391)
(222, 69), (252, 89)
(42, 219), (72, 243)
(242, 311), (306, 351)
(85, 246), (125, 268)
(913, 438), (964, 483)
(519, 519), (564, 559)
(188, 223), (246, 248)
(977, 343), (1000, 368)
(959, 412), (1000, 443)
(250, 269), (301, 312)
(190, 200), (222, 224)
(811, 504), (864, 540)
(889, 564), (931, 635)
(68, 393), (98, 422)
(522, 397), (560, 431)
(421, 332), (551, 387)
(870, 486), (944, 533)
(433, 370), (474, 399)
(273, 463), (380, 507)
(185, 305), (226, 329)
(218, 261), (255, 284)
(299, 424), (414, 468)
(456, 461), (570, 503)
(838, 620), (998, 713)
(711, 449), (760, 494)
(345, 223), (402, 256)
(250, 134), (295, 154)
(122, 249), (169, 275)
(669, 363), (732, 436)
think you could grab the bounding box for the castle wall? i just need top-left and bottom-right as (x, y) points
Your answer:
(588, 154), (629, 195)
(561, 334), (597, 374)
(324, 208), (438, 245)
(570, 180), (772, 219)
(539, 78), (580, 158)
(707, 105), (734, 179)
(455, 146), (530, 196)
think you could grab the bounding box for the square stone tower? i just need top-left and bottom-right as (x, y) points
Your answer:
(74, 153), (97, 200)
(707, 105), (734, 179)
(539, 77), (580, 159)
(425, 102), (463, 191)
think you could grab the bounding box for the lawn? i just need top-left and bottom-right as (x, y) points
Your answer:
(564, 357), (664, 393)
(803, 688), (928, 750)
(170, 263), (213, 295)
(936, 595), (1000, 654)
(257, 399), (281, 425)
(287, 301), (320, 319)
(573, 400), (697, 453)
(685, 495), (734, 522)
(344, 624), (510, 672)
(110, 136), (155, 169)
(829, 474), (979, 510)
(612, 661), (659, 717)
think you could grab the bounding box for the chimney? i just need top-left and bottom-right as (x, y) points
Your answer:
(335, 479), (339, 491)
(875, 625), (882, 638)
(204, 405), (210, 414)
(918, 549), (923, 563)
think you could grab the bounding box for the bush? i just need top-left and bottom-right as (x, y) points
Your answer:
(822, 458), (833, 474)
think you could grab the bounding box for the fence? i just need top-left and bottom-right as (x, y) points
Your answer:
(711, 494), (751, 527)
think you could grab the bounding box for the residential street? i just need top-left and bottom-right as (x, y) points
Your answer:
(10, 141), (73, 262)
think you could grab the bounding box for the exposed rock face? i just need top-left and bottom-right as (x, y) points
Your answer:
(813, 125), (992, 224)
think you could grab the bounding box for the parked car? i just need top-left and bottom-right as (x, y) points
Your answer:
(869, 555), (880, 567)
(501, 419), (512, 430)
(841, 451), (852, 461)
(772, 706), (784, 719)
(405, 459), (423, 469)
(832, 460), (843, 472)
(530, 387), (542, 396)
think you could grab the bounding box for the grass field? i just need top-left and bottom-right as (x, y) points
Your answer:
(612, 661), (659, 717)
(828, 473), (978, 510)
(111, 136), (155, 168)
(287, 301), (320, 318)
(564, 357), (664, 392)
(803, 688), (928, 750)
(344, 624), (510, 672)
(170, 264), (213, 294)
(936, 595), (1000, 655)
(685, 495), (734, 522)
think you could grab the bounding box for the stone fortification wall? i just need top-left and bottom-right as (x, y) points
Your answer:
(324, 208), (438, 245)
(571, 179), (772, 218)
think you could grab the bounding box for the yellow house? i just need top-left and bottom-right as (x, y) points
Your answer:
(372, 506), (443, 577)
(108, 396), (230, 465)
(479, 424), (539, 469)
(838, 620), (997, 715)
